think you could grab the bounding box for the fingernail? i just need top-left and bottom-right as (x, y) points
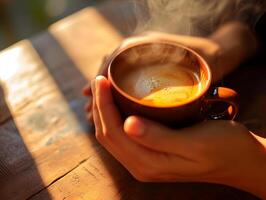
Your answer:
(124, 116), (146, 136)
(96, 75), (105, 82)
(96, 75), (103, 79)
(95, 75), (105, 89)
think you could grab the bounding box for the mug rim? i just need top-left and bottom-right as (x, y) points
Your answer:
(108, 39), (212, 109)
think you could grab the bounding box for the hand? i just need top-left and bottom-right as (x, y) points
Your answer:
(92, 75), (266, 199)
(84, 21), (257, 121)
(83, 32), (221, 121)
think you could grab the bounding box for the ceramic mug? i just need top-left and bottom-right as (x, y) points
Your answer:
(104, 38), (238, 127)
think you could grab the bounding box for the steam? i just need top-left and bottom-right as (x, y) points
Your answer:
(132, 0), (266, 36)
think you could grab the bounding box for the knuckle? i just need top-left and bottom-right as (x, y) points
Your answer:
(130, 164), (157, 182)
(102, 128), (112, 140)
(95, 128), (112, 143)
(131, 171), (152, 182)
(95, 130), (103, 142)
(89, 115), (94, 123)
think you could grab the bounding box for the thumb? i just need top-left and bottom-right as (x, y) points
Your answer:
(124, 116), (189, 155)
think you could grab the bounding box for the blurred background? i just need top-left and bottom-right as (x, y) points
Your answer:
(0, 0), (106, 50)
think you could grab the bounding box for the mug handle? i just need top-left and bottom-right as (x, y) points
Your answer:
(203, 87), (239, 120)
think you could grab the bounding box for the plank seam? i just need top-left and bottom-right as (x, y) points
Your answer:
(26, 156), (92, 200)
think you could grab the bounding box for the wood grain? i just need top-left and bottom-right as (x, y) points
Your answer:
(0, 1), (264, 200)
(48, 7), (123, 82)
(0, 40), (97, 199)
(0, 4), (126, 199)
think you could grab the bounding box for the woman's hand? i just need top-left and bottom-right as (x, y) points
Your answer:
(91, 75), (266, 199)
(83, 21), (257, 120)
(83, 32), (221, 121)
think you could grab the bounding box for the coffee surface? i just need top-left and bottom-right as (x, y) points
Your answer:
(117, 64), (202, 107)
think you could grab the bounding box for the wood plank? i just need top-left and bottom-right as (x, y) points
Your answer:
(0, 40), (97, 199)
(0, 1), (264, 200)
(48, 7), (123, 81)
(30, 144), (257, 200)
(0, 3), (126, 199)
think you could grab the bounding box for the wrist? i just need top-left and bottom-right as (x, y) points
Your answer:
(210, 21), (258, 59)
(222, 134), (266, 199)
(208, 22), (258, 81)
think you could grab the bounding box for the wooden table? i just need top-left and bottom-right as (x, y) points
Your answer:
(0, 2), (265, 200)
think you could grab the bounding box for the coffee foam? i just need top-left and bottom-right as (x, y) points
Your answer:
(118, 64), (202, 107)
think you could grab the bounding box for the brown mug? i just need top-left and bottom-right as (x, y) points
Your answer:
(104, 38), (238, 127)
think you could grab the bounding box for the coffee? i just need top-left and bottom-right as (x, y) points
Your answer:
(117, 64), (202, 107)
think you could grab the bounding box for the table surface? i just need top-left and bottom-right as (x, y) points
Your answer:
(0, 1), (265, 200)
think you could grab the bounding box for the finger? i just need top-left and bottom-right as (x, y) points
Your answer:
(93, 75), (133, 155)
(84, 99), (92, 112)
(93, 77), (200, 178)
(83, 84), (92, 96)
(93, 82), (200, 178)
(86, 112), (94, 123)
(95, 75), (123, 132)
(94, 76), (162, 165)
(91, 79), (102, 134)
(124, 116), (191, 156)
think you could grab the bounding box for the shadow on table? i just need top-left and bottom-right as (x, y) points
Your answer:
(30, 31), (92, 134)
(0, 85), (52, 199)
(29, 2), (261, 199)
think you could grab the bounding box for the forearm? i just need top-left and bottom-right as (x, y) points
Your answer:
(209, 21), (258, 81)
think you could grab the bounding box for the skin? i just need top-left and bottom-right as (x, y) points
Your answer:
(84, 22), (266, 199)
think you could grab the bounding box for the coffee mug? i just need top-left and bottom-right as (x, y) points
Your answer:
(104, 38), (238, 127)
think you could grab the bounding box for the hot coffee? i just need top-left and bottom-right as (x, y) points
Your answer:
(116, 64), (202, 107)
(108, 40), (238, 125)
